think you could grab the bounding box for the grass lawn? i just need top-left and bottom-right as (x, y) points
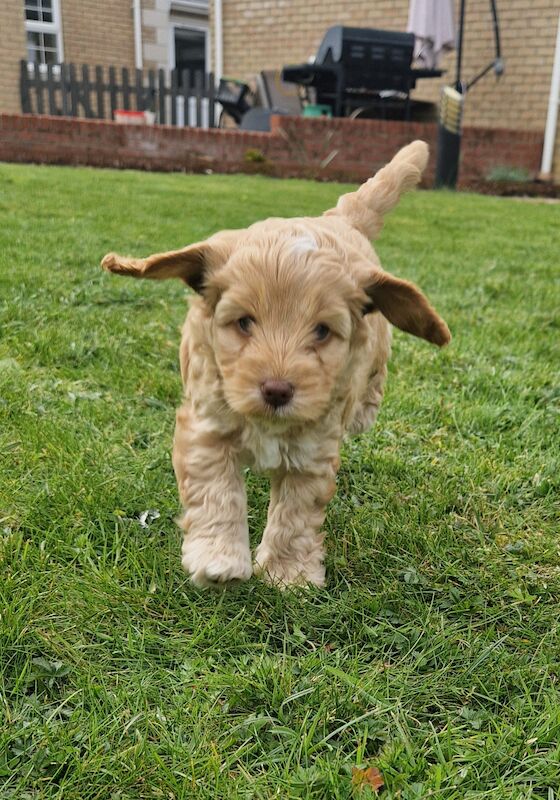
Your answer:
(1, 162), (559, 800)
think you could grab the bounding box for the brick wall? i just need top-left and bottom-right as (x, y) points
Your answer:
(61, 0), (136, 73)
(0, 0), (27, 114)
(211, 0), (559, 133)
(0, 113), (544, 187)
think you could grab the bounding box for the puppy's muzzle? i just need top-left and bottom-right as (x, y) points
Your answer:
(261, 380), (294, 409)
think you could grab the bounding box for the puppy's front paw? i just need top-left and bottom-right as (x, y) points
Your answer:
(254, 540), (325, 589)
(182, 536), (252, 588)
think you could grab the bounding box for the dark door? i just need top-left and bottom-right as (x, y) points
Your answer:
(174, 27), (207, 86)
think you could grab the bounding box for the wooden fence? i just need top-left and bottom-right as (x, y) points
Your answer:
(19, 61), (217, 127)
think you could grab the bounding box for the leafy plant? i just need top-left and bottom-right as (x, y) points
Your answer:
(486, 165), (531, 182)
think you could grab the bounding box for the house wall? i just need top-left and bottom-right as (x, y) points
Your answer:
(0, 0), (28, 114)
(210, 0), (560, 172)
(61, 0), (136, 72)
(141, 0), (172, 71)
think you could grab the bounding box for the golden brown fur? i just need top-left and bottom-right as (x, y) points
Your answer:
(102, 140), (450, 588)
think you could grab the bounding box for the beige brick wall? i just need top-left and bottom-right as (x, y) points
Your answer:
(61, 0), (136, 72)
(211, 0), (560, 173)
(0, 0), (28, 113)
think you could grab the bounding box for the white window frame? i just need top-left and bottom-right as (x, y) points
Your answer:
(25, 0), (64, 70)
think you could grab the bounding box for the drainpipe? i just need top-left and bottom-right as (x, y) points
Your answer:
(215, 0), (223, 82)
(540, 12), (560, 180)
(132, 0), (143, 70)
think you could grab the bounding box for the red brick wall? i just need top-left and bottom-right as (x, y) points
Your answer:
(0, 113), (544, 186)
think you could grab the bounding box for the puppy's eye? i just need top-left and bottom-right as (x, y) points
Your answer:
(314, 323), (330, 342)
(237, 316), (254, 335)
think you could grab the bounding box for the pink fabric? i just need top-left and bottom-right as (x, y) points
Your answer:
(407, 0), (455, 69)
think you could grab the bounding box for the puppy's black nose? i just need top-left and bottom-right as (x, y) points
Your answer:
(261, 380), (294, 408)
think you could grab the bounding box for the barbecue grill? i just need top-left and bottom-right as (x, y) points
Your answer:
(282, 26), (443, 118)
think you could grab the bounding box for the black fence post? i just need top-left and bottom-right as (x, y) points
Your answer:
(61, 63), (70, 116)
(171, 69), (178, 126)
(68, 63), (79, 116)
(81, 64), (93, 117)
(20, 60), (32, 113)
(46, 63), (57, 114)
(135, 68), (143, 110)
(122, 67), (130, 110)
(207, 72), (215, 128)
(108, 66), (118, 119)
(182, 69), (191, 127)
(194, 70), (203, 127)
(95, 65), (104, 119)
(147, 69), (156, 112)
(33, 63), (45, 115)
(158, 68), (166, 124)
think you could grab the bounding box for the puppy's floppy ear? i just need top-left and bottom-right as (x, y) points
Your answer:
(101, 229), (240, 294)
(364, 270), (451, 347)
(101, 243), (210, 291)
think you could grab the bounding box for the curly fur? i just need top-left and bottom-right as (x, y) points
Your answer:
(102, 140), (450, 589)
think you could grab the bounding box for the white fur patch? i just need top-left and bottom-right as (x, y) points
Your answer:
(241, 422), (318, 473)
(242, 424), (284, 471)
(290, 234), (318, 257)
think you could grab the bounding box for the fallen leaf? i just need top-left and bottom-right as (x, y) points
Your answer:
(352, 765), (384, 792)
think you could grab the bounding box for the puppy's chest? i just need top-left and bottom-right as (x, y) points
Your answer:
(240, 425), (316, 472)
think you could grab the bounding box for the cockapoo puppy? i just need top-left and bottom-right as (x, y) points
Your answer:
(102, 140), (450, 589)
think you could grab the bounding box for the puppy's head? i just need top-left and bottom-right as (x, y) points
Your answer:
(210, 231), (363, 421)
(103, 223), (449, 424)
(102, 141), (450, 424)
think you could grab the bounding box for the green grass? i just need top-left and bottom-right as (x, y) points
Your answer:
(1, 162), (559, 800)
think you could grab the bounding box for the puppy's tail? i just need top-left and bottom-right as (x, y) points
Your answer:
(324, 140), (429, 239)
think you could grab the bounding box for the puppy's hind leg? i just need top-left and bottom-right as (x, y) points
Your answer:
(254, 463), (338, 589)
(173, 406), (252, 588)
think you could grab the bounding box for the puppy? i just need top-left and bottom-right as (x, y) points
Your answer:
(102, 140), (450, 589)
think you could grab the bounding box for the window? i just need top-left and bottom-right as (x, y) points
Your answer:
(174, 27), (208, 85)
(171, 1), (209, 11)
(24, 0), (63, 65)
